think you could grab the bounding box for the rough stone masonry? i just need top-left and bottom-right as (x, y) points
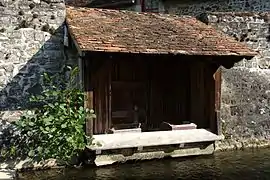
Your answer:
(0, 0), (66, 147)
(1, 0), (270, 153)
(207, 12), (270, 150)
(158, 0), (270, 149)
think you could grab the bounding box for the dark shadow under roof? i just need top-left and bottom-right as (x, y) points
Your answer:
(66, 0), (135, 8)
(66, 6), (257, 57)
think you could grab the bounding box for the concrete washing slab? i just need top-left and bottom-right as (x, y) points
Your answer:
(94, 143), (215, 166)
(86, 129), (222, 166)
(88, 129), (222, 150)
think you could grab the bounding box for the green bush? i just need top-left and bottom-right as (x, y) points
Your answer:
(3, 67), (95, 163)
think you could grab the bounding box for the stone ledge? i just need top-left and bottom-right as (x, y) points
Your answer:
(0, 158), (58, 171)
(94, 143), (215, 166)
(215, 139), (270, 151)
(88, 129), (222, 151)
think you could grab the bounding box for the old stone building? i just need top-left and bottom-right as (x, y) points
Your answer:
(0, 0), (269, 151)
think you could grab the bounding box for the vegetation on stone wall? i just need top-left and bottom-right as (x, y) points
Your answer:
(0, 67), (95, 164)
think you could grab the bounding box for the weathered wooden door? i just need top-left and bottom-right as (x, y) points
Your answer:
(149, 59), (190, 129)
(111, 59), (148, 129)
(148, 58), (217, 133)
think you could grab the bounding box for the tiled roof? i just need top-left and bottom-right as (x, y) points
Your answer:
(66, 7), (257, 57)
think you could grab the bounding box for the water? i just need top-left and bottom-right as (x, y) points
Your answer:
(19, 149), (270, 180)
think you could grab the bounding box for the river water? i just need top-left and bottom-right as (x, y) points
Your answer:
(19, 149), (270, 180)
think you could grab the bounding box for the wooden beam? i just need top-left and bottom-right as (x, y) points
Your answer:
(85, 91), (94, 136)
(65, 24), (85, 57)
(83, 59), (94, 136)
(214, 68), (222, 135)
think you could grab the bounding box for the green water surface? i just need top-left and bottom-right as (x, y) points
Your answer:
(19, 148), (270, 180)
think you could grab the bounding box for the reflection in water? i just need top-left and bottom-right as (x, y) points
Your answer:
(19, 149), (270, 180)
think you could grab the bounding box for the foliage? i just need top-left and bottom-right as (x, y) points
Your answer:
(1, 67), (95, 163)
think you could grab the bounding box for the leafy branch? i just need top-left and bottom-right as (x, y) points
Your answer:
(1, 67), (95, 164)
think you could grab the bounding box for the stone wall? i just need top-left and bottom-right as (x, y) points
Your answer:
(162, 0), (270, 16)
(0, 0), (67, 145)
(0, 0), (66, 119)
(161, 0), (270, 149)
(1, 0), (270, 152)
(206, 13), (270, 149)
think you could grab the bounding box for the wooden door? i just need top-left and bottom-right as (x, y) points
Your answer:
(111, 59), (148, 129)
(149, 59), (190, 130)
(148, 58), (217, 132)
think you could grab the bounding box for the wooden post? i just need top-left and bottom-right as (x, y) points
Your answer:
(214, 67), (222, 135)
(83, 58), (94, 136)
(85, 91), (94, 136)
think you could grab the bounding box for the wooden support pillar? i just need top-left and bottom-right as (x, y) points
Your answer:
(83, 58), (94, 136)
(214, 67), (222, 135)
(85, 91), (94, 136)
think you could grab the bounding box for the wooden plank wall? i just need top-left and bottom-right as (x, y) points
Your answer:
(86, 54), (219, 134)
(190, 61), (207, 128)
(149, 59), (190, 129)
(84, 59), (94, 136)
(189, 60), (217, 131)
(149, 58), (217, 132)
(92, 60), (112, 134)
(111, 58), (148, 126)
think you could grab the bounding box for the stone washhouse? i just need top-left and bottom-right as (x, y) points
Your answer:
(0, 0), (269, 169)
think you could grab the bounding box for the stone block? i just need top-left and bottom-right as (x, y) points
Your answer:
(10, 31), (23, 39)
(0, 169), (15, 180)
(1, 64), (13, 73)
(0, 158), (58, 170)
(160, 122), (197, 131)
(0, 69), (5, 76)
(34, 31), (45, 42)
(110, 128), (142, 134)
(1, 111), (23, 122)
(33, 0), (41, 3)
(230, 105), (243, 116)
(258, 58), (270, 69)
(43, 42), (62, 50)
(93, 143), (215, 167)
